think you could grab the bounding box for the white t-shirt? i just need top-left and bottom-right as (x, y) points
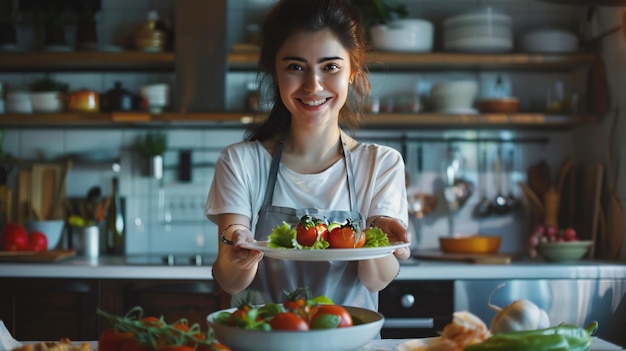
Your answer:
(206, 140), (408, 230)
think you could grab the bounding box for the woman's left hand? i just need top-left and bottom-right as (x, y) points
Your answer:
(371, 217), (411, 260)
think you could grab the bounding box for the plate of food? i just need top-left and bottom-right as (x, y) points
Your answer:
(240, 241), (410, 261)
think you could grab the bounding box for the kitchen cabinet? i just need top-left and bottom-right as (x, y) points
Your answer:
(0, 278), (99, 341)
(0, 277), (227, 341)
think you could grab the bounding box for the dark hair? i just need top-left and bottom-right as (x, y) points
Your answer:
(245, 0), (371, 142)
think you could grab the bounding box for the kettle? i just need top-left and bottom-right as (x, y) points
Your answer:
(101, 81), (137, 112)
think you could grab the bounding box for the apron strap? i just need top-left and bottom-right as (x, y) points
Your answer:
(262, 142), (284, 208)
(261, 133), (360, 218)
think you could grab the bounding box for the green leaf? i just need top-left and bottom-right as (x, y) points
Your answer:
(268, 222), (297, 248)
(363, 226), (390, 247)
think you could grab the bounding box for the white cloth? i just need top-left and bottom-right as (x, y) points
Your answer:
(205, 140), (408, 230)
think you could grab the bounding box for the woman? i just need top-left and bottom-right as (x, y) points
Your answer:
(206, 0), (409, 310)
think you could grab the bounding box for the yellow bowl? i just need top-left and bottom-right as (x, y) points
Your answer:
(439, 235), (502, 254)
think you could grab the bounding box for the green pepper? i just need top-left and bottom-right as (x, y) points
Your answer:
(464, 321), (598, 351)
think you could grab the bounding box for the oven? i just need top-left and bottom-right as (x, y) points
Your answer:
(378, 280), (454, 338)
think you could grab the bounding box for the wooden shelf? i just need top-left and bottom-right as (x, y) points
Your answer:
(229, 51), (596, 72)
(0, 112), (598, 129)
(0, 51), (175, 72)
(0, 51), (594, 72)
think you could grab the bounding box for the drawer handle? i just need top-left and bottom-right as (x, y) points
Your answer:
(383, 318), (434, 328)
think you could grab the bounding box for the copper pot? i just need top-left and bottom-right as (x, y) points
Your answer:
(67, 89), (100, 112)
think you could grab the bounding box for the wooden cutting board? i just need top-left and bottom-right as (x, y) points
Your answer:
(0, 250), (76, 262)
(413, 250), (521, 264)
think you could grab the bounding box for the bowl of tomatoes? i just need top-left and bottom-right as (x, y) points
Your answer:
(207, 290), (384, 351)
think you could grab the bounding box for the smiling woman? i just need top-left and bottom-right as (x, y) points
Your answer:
(205, 0), (410, 311)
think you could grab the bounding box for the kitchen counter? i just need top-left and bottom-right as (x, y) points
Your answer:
(19, 337), (626, 351)
(1, 255), (625, 280)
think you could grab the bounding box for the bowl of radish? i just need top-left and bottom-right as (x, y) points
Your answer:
(527, 225), (592, 262)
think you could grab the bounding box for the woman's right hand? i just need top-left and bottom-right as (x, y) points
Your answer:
(227, 227), (264, 269)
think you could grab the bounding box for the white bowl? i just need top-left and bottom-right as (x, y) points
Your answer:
(30, 92), (64, 113)
(6, 92), (33, 114)
(444, 36), (513, 53)
(24, 220), (65, 250)
(521, 29), (579, 53)
(431, 81), (478, 111)
(444, 9), (512, 29)
(369, 19), (433, 52)
(207, 305), (384, 351)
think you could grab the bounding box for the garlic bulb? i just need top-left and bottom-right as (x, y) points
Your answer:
(487, 283), (550, 333)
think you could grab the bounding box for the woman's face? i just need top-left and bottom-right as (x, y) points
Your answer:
(275, 29), (352, 129)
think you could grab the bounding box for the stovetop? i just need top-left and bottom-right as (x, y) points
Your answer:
(124, 254), (217, 266)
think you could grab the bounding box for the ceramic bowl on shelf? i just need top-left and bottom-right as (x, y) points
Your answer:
(536, 240), (593, 262)
(207, 305), (384, 351)
(369, 18), (434, 52)
(431, 80), (479, 113)
(520, 28), (579, 53)
(479, 98), (520, 113)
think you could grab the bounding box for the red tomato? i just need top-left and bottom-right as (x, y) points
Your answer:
(1, 223), (29, 251)
(295, 215), (328, 246)
(328, 225), (364, 248)
(27, 231), (48, 251)
(141, 316), (165, 327)
(98, 328), (135, 351)
(310, 305), (353, 328)
(269, 312), (309, 331)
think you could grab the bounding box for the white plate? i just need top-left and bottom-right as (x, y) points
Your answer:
(397, 337), (440, 351)
(240, 241), (410, 261)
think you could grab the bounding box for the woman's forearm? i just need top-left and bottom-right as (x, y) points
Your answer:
(212, 255), (258, 295)
(358, 255), (400, 292)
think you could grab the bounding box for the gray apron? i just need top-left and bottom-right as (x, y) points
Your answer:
(231, 136), (378, 311)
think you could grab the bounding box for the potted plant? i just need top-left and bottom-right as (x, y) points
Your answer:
(28, 74), (69, 113)
(135, 132), (167, 179)
(349, 0), (408, 29)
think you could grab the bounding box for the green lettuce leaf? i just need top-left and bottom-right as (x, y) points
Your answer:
(268, 222), (297, 248)
(363, 226), (390, 247)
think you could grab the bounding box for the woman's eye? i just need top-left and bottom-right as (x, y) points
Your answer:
(325, 63), (340, 71)
(287, 63), (304, 71)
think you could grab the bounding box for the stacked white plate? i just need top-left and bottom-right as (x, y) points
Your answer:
(520, 29), (579, 53)
(443, 8), (513, 53)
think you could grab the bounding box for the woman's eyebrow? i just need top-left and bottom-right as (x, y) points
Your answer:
(281, 56), (344, 63)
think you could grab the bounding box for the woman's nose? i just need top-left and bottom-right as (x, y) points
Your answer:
(302, 70), (323, 92)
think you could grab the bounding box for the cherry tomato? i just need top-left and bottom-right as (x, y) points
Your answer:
(310, 304), (353, 329)
(98, 328), (135, 351)
(1, 223), (29, 251)
(296, 215), (328, 246)
(27, 231), (48, 251)
(141, 316), (165, 327)
(269, 312), (309, 331)
(328, 222), (364, 248)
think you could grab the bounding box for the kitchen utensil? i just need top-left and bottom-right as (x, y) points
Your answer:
(518, 181), (545, 224)
(70, 225), (99, 258)
(443, 146), (474, 212)
(473, 149), (492, 218)
(50, 159), (72, 220)
(505, 149), (518, 211)
(412, 250), (519, 264)
(527, 160), (551, 201)
(492, 147), (509, 214)
(439, 235), (502, 254)
(67, 89), (100, 112)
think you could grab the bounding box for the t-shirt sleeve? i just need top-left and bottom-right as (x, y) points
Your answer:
(367, 146), (409, 227)
(205, 144), (254, 224)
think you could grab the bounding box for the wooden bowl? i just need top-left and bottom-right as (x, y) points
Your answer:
(479, 98), (520, 113)
(439, 235), (502, 254)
